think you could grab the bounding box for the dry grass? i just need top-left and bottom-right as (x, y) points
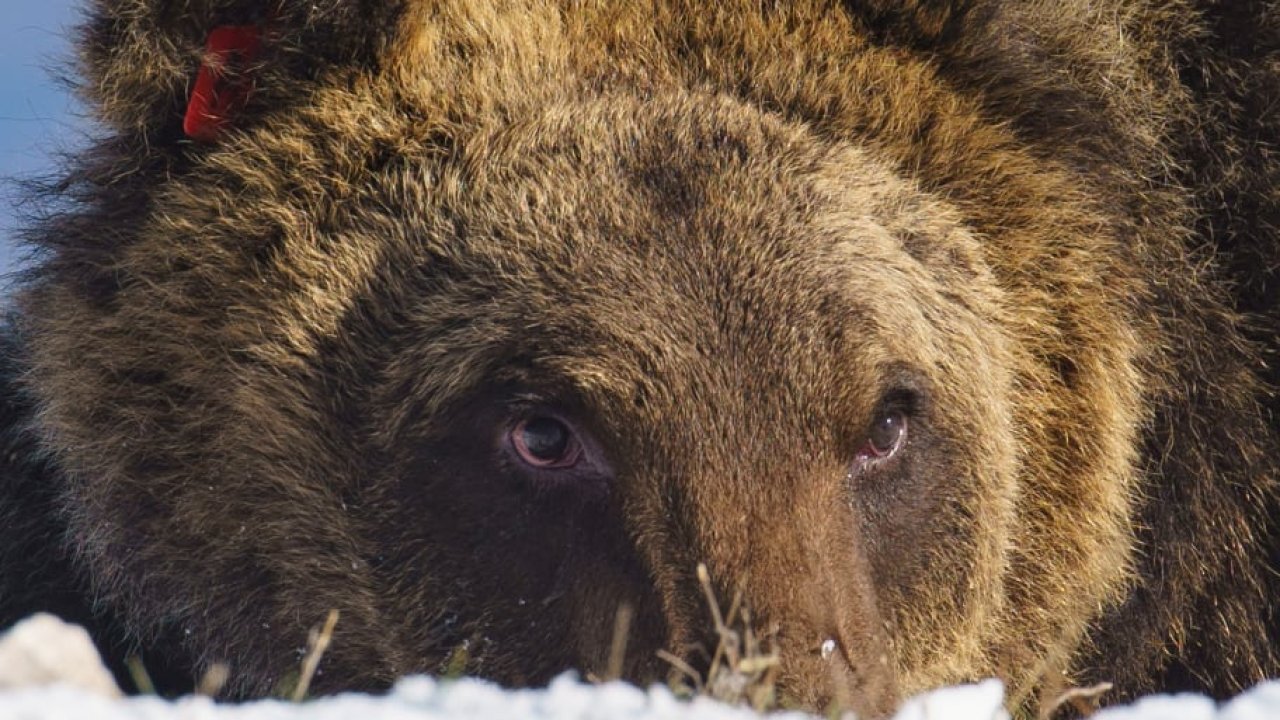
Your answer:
(124, 655), (155, 695)
(657, 563), (781, 713)
(195, 662), (231, 697)
(291, 609), (340, 701)
(120, 609), (337, 701)
(1039, 678), (1112, 718)
(604, 602), (635, 683)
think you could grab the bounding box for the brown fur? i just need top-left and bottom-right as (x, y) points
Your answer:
(3, 0), (1277, 715)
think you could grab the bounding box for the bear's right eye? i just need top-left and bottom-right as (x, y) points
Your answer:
(510, 416), (583, 468)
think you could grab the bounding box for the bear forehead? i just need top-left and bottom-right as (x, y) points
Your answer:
(354, 95), (975, 407)
(399, 98), (966, 314)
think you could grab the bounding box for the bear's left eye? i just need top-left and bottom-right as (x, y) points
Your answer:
(853, 411), (908, 474)
(510, 416), (583, 468)
(867, 412), (907, 456)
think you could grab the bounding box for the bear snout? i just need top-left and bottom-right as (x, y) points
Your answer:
(626, 461), (900, 717)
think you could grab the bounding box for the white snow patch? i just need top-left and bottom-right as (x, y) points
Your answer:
(0, 614), (121, 698)
(1, 675), (1279, 720)
(891, 679), (1006, 720)
(1093, 683), (1280, 720)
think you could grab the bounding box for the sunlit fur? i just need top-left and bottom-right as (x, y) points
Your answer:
(1, 1), (1276, 716)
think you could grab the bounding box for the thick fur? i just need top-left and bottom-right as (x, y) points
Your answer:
(4, 0), (1277, 715)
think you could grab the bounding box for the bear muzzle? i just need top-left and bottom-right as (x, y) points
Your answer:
(626, 467), (902, 718)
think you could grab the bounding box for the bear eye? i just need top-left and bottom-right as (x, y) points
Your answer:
(867, 412), (906, 456)
(510, 416), (582, 468)
(853, 411), (908, 473)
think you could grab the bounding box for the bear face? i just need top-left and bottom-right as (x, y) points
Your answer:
(32, 87), (1030, 713)
(356, 95), (1028, 710)
(6, 0), (1278, 716)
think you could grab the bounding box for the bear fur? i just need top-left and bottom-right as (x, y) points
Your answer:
(2, 0), (1278, 715)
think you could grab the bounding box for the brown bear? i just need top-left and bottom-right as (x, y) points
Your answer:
(2, 0), (1277, 716)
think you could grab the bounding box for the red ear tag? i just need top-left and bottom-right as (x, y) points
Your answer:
(183, 25), (263, 143)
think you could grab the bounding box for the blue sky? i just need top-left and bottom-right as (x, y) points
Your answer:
(1, 1), (85, 281)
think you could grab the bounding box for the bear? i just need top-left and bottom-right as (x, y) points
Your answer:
(2, 0), (1277, 716)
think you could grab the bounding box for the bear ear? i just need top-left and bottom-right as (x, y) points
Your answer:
(79, 1), (414, 142)
(843, 0), (976, 46)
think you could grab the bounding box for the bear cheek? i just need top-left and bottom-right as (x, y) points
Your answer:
(369, 408), (654, 684)
(853, 423), (958, 598)
(852, 409), (1009, 694)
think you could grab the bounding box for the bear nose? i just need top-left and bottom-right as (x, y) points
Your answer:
(775, 625), (898, 718)
(656, 560), (899, 718)
(644, 474), (902, 717)
(754, 576), (900, 718)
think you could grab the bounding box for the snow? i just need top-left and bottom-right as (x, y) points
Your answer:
(1093, 683), (1280, 720)
(0, 614), (121, 698)
(1, 675), (1278, 720)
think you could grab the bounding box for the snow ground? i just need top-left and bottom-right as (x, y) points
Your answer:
(1, 674), (1278, 720)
